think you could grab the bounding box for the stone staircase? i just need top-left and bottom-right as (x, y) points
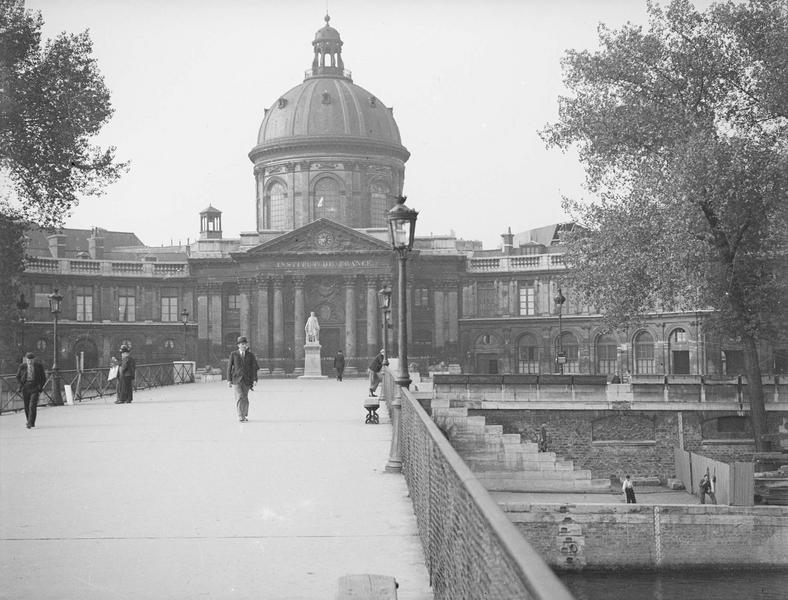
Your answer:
(431, 399), (611, 493)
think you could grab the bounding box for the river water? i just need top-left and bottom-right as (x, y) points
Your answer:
(558, 569), (788, 599)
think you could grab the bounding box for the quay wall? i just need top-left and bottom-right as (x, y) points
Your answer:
(502, 502), (788, 570)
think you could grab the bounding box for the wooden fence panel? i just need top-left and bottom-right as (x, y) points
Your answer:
(732, 462), (755, 506)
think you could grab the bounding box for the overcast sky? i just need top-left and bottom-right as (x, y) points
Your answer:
(24, 0), (709, 249)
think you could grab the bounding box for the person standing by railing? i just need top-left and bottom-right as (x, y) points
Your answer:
(16, 352), (46, 429)
(115, 346), (136, 404)
(368, 349), (385, 397)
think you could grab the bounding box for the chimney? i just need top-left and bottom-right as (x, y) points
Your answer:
(501, 227), (514, 255)
(47, 233), (67, 258)
(88, 227), (104, 259)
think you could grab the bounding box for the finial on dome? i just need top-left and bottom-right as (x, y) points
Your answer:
(325, 14), (330, 24)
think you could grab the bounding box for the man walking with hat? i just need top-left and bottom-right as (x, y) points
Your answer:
(16, 352), (46, 429)
(228, 336), (259, 422)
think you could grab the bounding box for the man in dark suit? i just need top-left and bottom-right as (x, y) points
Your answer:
(115, 345), (136, 404)
(16, 352), (46, 429)
(333, 350), (345, 381)
(228, 336), (259, 422)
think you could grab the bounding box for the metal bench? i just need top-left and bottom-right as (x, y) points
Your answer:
(364, 399), (380, 424)
(335, 574), (398, 599)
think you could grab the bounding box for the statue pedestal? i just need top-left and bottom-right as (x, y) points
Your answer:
(299, 343), (327, 379)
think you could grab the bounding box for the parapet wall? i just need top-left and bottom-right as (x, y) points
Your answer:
(502, 502), (788, 570)
(398, 382), (574, 600)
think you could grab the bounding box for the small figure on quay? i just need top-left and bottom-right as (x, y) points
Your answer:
(333, 350), (345, 381)
(368, 348), (385, 397)
(115, 345), (136, 404)
(16, 352), (46, 429)
(228, 336), (259, 422)
(305, 311), (320, 343)
(537, 423), (549, 453)
(699, 472), (717, 505)
(622, 474), (637, 504)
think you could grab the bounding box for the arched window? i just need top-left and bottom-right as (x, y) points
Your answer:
(266, 181), (287, 229)
(516, 334), (540, 374)
(370, 182), (389, 227)
(557, 331), (579, 373)
(314, 178), (341, 221)
(634, 331), (655, 374)
(596, 334), (617, 375)
(670, 328), (688, 343)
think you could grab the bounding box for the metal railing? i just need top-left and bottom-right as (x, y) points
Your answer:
(1, 362), (194, 413)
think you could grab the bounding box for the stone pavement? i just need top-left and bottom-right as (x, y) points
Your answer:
(0, 379), (433, 600)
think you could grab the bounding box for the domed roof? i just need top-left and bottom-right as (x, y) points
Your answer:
(256, 78), (403, 147)
(251, 15), (408, 160)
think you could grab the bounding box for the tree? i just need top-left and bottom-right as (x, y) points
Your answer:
(0, 0), (126, 367)
(541, 0), (788, 451)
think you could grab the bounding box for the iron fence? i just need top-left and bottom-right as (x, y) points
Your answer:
(1, 362), (194, 413)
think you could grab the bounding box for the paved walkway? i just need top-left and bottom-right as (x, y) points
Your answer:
(0, 379), (434, 600)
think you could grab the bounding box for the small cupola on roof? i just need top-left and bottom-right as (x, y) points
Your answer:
(200, 205), (222, 240)
(309, 14), (346, 79)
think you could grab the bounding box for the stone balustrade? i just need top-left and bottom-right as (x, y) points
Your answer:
(25, 256), (189, 278)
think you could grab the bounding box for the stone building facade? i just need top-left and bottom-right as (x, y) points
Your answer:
(8, 16), (787, 379)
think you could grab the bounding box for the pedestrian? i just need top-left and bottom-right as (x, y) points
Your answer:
(115, 345), (136, 404)
(333, 350), (345, 381)
(228, 336), (259, 422)
(16, 352), (46, 429)
(622, 474), (637, 504)
(368, 348), (385, 397)
(537, 424), (549, 453)
(699, 472), (717, 504)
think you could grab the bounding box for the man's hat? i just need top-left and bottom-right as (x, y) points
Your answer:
(237, 336), (248, 344)
(25, 352), (35, 359)
(120, 345), (130, 353)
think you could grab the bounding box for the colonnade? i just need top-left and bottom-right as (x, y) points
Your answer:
(196, 274), (393, 361)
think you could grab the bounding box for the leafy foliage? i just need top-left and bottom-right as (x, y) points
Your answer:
(541, 0), (788, 449)
(1, 0), (127, 227)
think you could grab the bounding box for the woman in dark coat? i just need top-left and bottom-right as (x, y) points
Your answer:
(115, 346), (136, 404)
(333, 351), (345, 381)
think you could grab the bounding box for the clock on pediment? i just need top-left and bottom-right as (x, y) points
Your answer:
(315, 230), (336, 249)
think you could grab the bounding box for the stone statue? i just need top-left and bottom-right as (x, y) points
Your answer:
(305, 311), (320, 343)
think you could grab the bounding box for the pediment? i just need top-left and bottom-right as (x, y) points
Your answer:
(242, 219), (391, 255)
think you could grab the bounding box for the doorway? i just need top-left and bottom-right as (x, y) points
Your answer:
(320, 328), (341, 358)
(672, 350), (690, 375)
(476, 353), (499, 374)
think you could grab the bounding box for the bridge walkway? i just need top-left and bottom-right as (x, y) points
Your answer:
(0, 379), (433, 600)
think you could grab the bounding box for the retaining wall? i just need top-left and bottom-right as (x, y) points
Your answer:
(502, 502), (788, 570)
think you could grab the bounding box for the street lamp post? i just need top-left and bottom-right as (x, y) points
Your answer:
(48, 289), (64, 406)
(377, 285), (392, 367)
(181, 308), (189, 360)
(554, 287), (566, 374)
(385, 196), (418, 473)
(16, 293), (29, 358)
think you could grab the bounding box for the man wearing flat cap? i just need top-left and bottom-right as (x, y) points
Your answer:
(368, 348), (386, 397)
(228, 336), (259, 422)
(16, 352), (46, 429)
(115, 345), (136, 404)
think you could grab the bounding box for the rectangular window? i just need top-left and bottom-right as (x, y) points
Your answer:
(477, 283), (496, 317)
(161, 296), (179, 322)
(76, 286), (93, 322)
(519, 284), (535, 316)
(34, 285), (51, 308)
(118, 287), (136, 322)
(227, 294), (240, 311)
(414, 288), (430, 307)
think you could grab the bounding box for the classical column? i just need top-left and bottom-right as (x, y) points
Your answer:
(196, 285), (209, 341)
(433, 286), (445, 350)
(447, 286), (459, 344)
(365, 276), (379, 358)
(293, 275), (306, 361)
(256, 276), (269, 359)
(208, 282), (223, 351)
(344, 275), (356, 359)
(239, 278), (253, 341)
(272, 275), (285, 358)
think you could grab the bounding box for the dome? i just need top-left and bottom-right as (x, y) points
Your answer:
(314, 14), (341, 41)
(255, 78), (403, 147)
